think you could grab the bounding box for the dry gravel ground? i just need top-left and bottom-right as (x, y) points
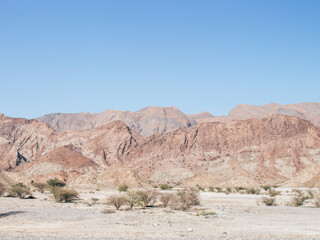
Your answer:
(0, 188), (320, 239)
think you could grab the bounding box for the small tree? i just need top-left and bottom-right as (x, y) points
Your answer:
(52, 188), (79, 203)
(171, 188), (200, 210)
(106, 194), (127, 210)
(160, 193), (174, 207)
(126, 190), (139, 209)
(47, 178), (66, 188)
(136, 189), (158, 208)
(9, 183), (32, 199)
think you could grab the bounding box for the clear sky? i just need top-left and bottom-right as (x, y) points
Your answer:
(1, 0), (319, 119)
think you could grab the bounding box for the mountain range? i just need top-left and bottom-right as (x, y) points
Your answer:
(1, 102), (320, 188)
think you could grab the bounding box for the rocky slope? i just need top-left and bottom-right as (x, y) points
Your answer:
(1, 112), (320, 188)
(36, 106), (196, 137)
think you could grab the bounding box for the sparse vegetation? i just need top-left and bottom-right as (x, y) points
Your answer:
(106, 194), (128, 210)
(47, 178), (66, 188)
(9, 183), (32, 199)
(290, 189), (309, 207)
(0, 183), (6, 196)
(160, 193), (175, 207)
(197, 210), (216, 216)
(245, 188), (261, 195)
(269, 188), (281, 197)
(261, 196), (276, 206)
(52, 188), (79, 203)
(170, 188), (200, 210)
(118, 184), (129, 192)
(160, 184), (172, 190)
(262, 185), (272, 191)
(126, 190), (139, 209)
(32, 182), (48, 193)
(136, 189), (158, 208)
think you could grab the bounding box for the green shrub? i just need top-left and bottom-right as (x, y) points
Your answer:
(9, 183), (32, 199)
(290, 190), (309, 207)
(52, 188), (79, 203)
(118, 184), (129, 192)
(197, 210), (216, 216)
(262, 185), (272, 191)
(47, 178), (66, 188)
(160, 184), (172, 190)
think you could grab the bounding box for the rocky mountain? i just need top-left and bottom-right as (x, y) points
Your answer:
(36, 106), (196, 137)
(209, 102), (320, 127)
(1, 111), (320, 188)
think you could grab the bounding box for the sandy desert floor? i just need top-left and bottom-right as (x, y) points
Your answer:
(1, 188), (320, 239)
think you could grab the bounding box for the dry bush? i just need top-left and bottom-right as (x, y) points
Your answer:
(160, 193), (175, 207)
(32, 182), (48, 193)
(126, 190), (139, 209)
(52, 188), (79, 203)
(261, 196), (276, 206)
(262, 185), (272, 191)
(106, 194), (128, 210)
(9, 183), (32, 199)
(85, 197), (100, 206)
(307, 189), (320, 208)
(170, 188), (200, 211)
(290, 190), (309, 207)
(269, 188), (281, 197)
(47, 178), (66, 188)
(118, 184), (129, 192)
(245, 188), (261, 195)
(136, 189), (158, 208)
(0, 183), (6, 196)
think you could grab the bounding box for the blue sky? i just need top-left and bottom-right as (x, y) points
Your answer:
(1, 0), (319, 118)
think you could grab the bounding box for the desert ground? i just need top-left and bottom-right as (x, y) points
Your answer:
(1, 188), (320, 240)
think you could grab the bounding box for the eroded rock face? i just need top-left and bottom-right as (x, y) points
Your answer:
(124, 114), (320, 187)
(36, 106), (196, 137)
(1, 112), (320, 187)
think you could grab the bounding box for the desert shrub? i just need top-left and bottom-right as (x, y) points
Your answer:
(32, 182), (48, 193)
(160, 193), (175, 208)
(261, 197), (276, 206)
(290, 190), (309, 207)
(126, 190), (139, 209)
(197, 210), (216, 216)
(47, 178), (66, 188)
(160, 184), (172, 190)
(171, 188), (200, 211)
(85, 197), (100, 206)
(106, 194), (128, 210)
(262, 185), (272, 191)
(136, 189), (159, 208)
(215, 187), (223, 193)
(208, 186), (215, 192)
(0, 183), (6, 196)
(52, 188), (79, 203)
(9, 183), (32, 199)
(226, 187), (232, 193)
(306, 189), (320, 208)
(234, 187), (245, 192)
(196, 185), (205, 191)
(269, 188), (281, 197)
(245, 188), (261, 195)
(118, 184), (129, 192)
